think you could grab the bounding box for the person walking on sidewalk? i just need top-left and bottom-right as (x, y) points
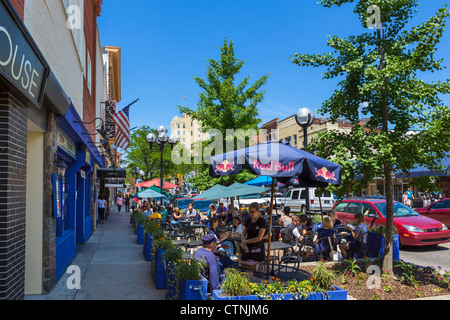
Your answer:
(124, 194), (131, 213)
(116, 193), (124, 213)
(98, 195), (107, 224)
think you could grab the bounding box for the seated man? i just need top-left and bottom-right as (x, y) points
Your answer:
(185, 203), (197, 219)
(281, 215), (314, 260)
(217, 203), (229, 224)
(148, 207), (162, 221)
(195, 234), (237, 291)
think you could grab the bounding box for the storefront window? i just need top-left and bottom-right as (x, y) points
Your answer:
(62, 177), (70, 231)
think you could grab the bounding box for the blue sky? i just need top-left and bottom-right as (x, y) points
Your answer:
(97, 0), (450, 132)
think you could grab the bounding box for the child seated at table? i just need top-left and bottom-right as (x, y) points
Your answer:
(313, 216), (336, 260)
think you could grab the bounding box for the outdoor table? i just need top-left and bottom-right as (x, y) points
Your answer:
(174, 239), (203, 248)
(217, 225), (232, 233)
(265, 241), (293, 251)
(335, 232), (351, 244)
(238, 265), (312, 283)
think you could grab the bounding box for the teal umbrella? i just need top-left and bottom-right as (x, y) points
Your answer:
(191, 184), (229, 201)
(137, 188), (166, 199)
(221, 183), (266, 198)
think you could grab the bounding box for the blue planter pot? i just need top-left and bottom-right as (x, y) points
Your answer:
(367, 233), (400, 260)
(212, 286), (347, 300)
(178, 278), (208, 300)
(153, 249), (167, 289)
(137, 224), (144, 245)
(165, 262), (178, 300)
(143, 233), (152, 261)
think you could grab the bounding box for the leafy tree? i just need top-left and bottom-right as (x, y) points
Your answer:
(291, 0), (450, 272)
(178, 39), (269, 190)
(123, 126), (177, 181)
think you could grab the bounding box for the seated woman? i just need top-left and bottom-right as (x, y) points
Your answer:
(339, 213), (368, 259)
(313, 216), (336, 260)
(231, 216), (243, 237)
(327, 210), (342, 227)
(170, 207), (182, 227)
(240, 202), (267, 266)
(208, 217), (234, 256)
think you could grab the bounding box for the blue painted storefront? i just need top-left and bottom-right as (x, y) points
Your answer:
(54, 102), (104, 281)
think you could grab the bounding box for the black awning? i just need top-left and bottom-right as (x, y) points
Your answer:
(97, 168), (126, 179)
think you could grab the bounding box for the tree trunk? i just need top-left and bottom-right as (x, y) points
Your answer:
(383, 164), (394, 273)
(377, 24), (394, 273)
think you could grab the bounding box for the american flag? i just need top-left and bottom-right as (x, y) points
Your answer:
(112, 105), (130, 150)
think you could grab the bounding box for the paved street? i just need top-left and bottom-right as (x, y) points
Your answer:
(25, 207), (164, 300)
(400, 242), (450, 272)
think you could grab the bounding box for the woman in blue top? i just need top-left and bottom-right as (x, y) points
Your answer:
(313, 216), (336, 259)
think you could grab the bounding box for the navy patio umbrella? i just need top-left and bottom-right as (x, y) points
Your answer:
(209, 140), (342, 276)
(210, 141), (342, 186)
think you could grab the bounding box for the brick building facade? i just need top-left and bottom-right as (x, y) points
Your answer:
(0, 0), (111, 299)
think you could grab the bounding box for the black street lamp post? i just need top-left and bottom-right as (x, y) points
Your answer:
(295, 108), (315, 214)
(146, 126), (178, 205)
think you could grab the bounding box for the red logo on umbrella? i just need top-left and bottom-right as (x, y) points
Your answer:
(315, 167), (336, 181)
(215, 160), (235, 173)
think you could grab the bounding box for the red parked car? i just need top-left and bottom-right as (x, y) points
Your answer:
(415, 198), (450, 229)
(332, 198), (450, 247)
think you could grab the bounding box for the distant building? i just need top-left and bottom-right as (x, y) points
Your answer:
(170, 114), (209, 151)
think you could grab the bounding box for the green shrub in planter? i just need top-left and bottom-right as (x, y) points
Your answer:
(175, 259), (208, 300)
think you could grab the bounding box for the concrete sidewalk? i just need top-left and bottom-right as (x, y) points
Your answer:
(25, 207), (165, 300)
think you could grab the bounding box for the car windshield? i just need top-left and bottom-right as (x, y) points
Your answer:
(374, 201), (420, 218)
(238, 193), (262, 199)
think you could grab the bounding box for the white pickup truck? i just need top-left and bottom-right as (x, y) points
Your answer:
(219, 193), (268, 213)
(281, 188), (335, 213)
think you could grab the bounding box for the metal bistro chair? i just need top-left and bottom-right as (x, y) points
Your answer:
(182, 224), (197, 241)
(280, 232), (303, 264)
(273, 256), (301, 280)
(316, 236), (337, 261)
(349, 231), (370, 259)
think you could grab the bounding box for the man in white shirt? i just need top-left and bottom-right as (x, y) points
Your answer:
(282, 215), (314, 260)
(186, 203), (197, 218)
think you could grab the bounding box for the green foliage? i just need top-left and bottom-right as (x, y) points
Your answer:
(162, 246), (184, 265)
(176, 259), (205, 281)
(395, 259), (418, 286)
(291, 1), (450, 198)
(178, 39), (269, 137)
(144, 220), (159, 235)
(177, 39), (269, 189)
(219, 269), (253, 297)
(312, 261), (336, 290)
(123, 126), (181, 181)
(134, 210), (146, 225)
(343, 259), (362, 277)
